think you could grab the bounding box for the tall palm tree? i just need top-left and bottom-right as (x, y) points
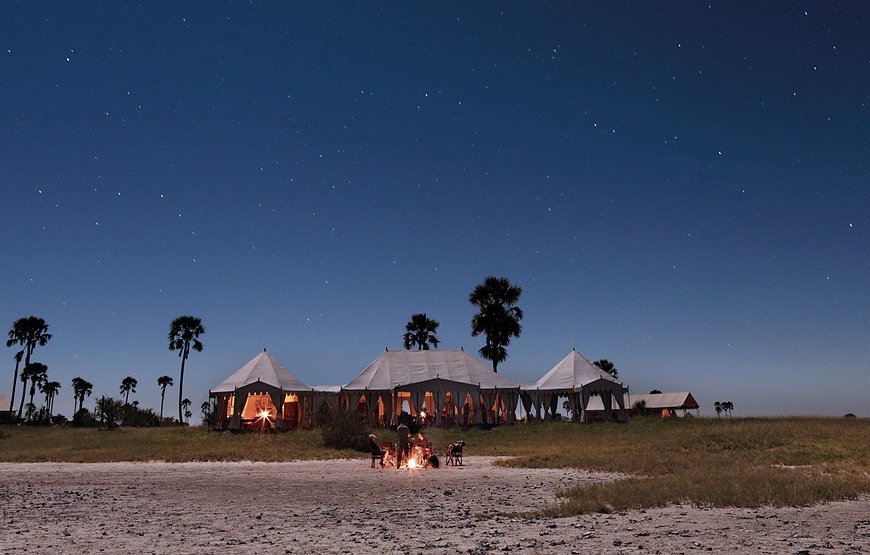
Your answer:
(168, 316), (205, 423)
(7, 350), (23, 412)
(402, 313), (440, 351)
(157, 375), (173, 419)
(7, 316), (52, 418)
(469, 276), (524, 373)
(593, 359), (618, 379)
(41, 380), (61, 421)
(71, 377), (93, 413)
(22, 363), (48, 422)
(120, 376), (138, 405)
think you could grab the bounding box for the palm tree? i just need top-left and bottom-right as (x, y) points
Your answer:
(714, 401), (723, 417)
(7, 316), (52, 418)
(22, 363), (48, 422)
(157, 375), (174, 419)
(593, 359), (618, 379)
(469, 276), (524, 373)
(402, 313), (440, 351)
(168, 316), (205, 423)
(120, 376), (138, 405)
(181, 398), (192, 424)
(723, 401), (734, 417)
(41, 380), (61, 422)
(71, 377), (93, 413)
(6, 350), (23, 412)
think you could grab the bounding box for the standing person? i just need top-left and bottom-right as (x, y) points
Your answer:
(396, 420), (411, 469)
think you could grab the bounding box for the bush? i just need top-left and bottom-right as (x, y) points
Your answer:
(321, 408), (368, 451)
(316, 401), (335, 427)
(94, 396), (124, 429)
(73, 408), (97, 427)
(121, 406), (161, 427)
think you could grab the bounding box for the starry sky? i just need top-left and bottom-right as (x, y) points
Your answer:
(2, 2), (869, 419)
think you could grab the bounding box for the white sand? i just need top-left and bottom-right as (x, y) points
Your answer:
(1, 457), (868, 554)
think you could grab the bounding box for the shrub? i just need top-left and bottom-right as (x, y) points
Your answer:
(94, 396), (124, 429)
(121, 406), (161, 427)
(316, 401), (335, 427)
(72, 408), (96, 427)
(321, 408), (368, 451)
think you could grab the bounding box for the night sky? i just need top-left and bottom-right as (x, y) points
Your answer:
(3, 2), (868, 418)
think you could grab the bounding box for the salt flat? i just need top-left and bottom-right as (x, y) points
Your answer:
(1, 458), (868, 554)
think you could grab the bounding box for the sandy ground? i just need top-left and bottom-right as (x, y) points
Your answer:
(1, 458), (869, 554)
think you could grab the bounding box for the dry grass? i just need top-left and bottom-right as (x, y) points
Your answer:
(0, 426), (357, 462)
(483, 417), (870, 515)
(2, 417), (869, 515)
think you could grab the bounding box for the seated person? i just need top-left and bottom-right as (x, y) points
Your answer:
(417, 432), (431, 453)
(368, 434), (386, 468)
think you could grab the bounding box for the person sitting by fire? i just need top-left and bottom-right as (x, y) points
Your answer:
(417, 431), (431, 454)
(368, 434), (386, 468)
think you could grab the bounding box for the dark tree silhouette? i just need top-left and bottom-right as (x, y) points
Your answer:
(469, 276), (523, 373)
(593, 359), (618, 379)
(6, 350), (23, 412)
(649, 389), (662, 394)
(22, 363), (48, 422)
(181, 398), (192, 424)
(72, 377), (93, 413)
(94, 396), (123, 429)
(714, 401), (723, 417)
(120, 376), (138, 405)
(402, 313), (440, 351)
(157, 375), (174, 420)
(7, 316), (52, 418)
(168, 316), (205, 423)
(41, 380), (61, 421)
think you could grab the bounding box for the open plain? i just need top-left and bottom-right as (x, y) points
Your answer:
(2, 457), (869, 554)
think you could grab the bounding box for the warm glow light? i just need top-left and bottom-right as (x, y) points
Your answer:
(407, 458), (417, 469)
(258, 409), (270, 420)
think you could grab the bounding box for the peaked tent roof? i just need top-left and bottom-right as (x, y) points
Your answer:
(343, 349), (518, 391)
(525, 350), (623, 391)
(628, 392), (699, 410)
(211, 351), (312, 394)
(0, 394), (10, 411)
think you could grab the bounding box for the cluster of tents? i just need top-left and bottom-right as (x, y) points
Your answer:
(209, 347), (660, 431)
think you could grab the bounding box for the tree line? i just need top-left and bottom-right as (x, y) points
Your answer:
(4, 315), (205, 427)
(6, 274), (627, 425)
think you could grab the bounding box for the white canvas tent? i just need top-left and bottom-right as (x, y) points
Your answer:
(342, 349), (520, 427)
(209, 350), (313, 431)
(521, 349), (628, 423)
(0, 394), (11, 415)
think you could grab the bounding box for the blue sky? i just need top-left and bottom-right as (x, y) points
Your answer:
(2, 2), (869, 418)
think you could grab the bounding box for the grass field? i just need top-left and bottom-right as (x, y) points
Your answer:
(2, 417), (869, 515)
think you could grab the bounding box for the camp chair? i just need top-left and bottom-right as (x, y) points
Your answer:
(380, 442), (396, 468)
(445, 440), (465, 466)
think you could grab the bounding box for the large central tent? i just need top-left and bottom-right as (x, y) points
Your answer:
(341, 349), (520, 427)
(209, 350), (314, 430)
(521, 349), (628, 422)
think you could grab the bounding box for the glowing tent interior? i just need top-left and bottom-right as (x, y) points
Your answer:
(341, 349), (520, 427)
(209, 350), (315, 430)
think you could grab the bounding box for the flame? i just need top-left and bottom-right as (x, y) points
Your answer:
(407, 457), (418, 469)
(258, 409), (270, 421)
